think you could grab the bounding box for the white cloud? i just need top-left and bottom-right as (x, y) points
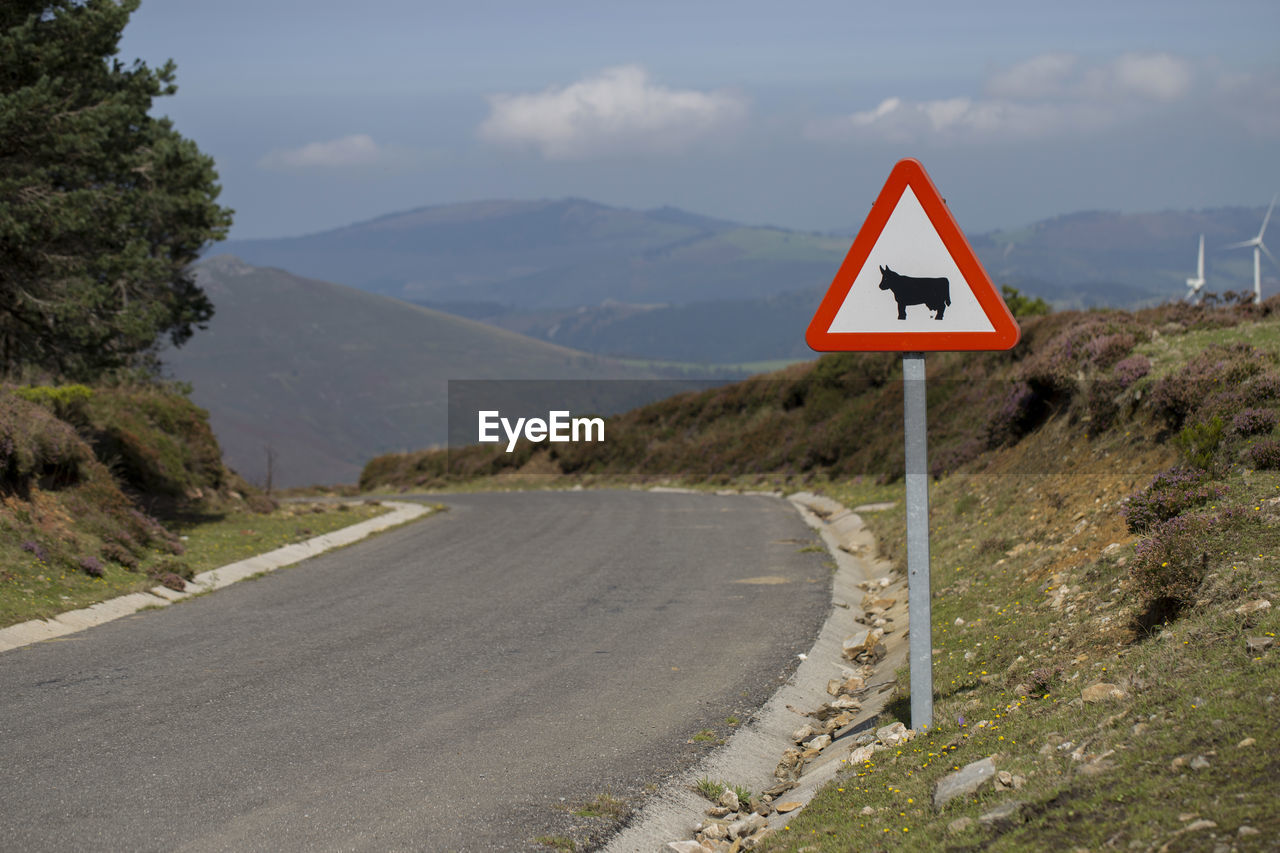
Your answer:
(1109, 53), (1193, 101)
(811, 52), (1197, 144)
(477, 65), (748, 159)
(258, 134), (405, 169)
(808, 96), (1107, 144)
(986, 52), (1079, 100)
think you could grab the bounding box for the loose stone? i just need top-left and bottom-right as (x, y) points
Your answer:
(1081, 682), (1128, 703)
(666, 842), (704, 853)
(791, 725), (815, 743)
(1246, 636), (1274, 653)
(1235, 599), (1271, 615)
(934, 756), (997, 808)
(979, 801), (1027, 826)
(804, 734), (832, 751)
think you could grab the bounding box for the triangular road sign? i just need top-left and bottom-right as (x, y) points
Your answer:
(807, 158), (1020, 352)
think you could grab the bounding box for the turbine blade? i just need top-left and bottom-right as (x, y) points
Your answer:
(1261, 193), (1278, 240)
(1197, 234), (1205, 278)
(1226, 239), (1257, 249)
(1261, 240), (1280, 271)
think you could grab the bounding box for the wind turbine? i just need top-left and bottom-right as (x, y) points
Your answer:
(1227, 194), (1278, 303)
(1185, 233), (1206, 303)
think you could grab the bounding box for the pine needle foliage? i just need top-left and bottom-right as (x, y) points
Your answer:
(0, 1), (233, 379)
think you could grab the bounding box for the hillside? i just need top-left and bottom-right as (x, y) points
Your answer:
(455, 289), (823, 363)
(220, 198), (846, 309)
(223, 199), (1275, 365)
(0, 383), (256, 626)
(362, 301), (1280, 848)
(162, 256), (664, 487)
(973, 206), (1276, 309)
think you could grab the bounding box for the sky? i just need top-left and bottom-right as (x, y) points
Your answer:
(116, 0), (1280, 240)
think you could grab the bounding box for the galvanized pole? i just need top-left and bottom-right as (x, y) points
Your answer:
(902, 352), (933, 731)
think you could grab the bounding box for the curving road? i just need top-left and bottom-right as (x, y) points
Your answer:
(0, 490), (832, 851)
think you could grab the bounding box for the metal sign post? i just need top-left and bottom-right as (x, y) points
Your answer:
(902, 352), (932, 731)
(805, 158), (1020, 736)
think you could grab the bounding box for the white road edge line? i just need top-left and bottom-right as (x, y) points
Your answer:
(0, 501), (433, 654)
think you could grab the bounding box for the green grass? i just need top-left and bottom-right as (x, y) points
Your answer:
(0, 502), (391, 627)
(763, 432), (1280, 850)
(696, 777), (727, 801)
(1133, 318), (1280, 383)
(145, 502), (390, 576)
(533, 836), (576, 852)
(570, 792), (628, 821)
(821, 479), (904, 512)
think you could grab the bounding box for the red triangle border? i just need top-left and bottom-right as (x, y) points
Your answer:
(806, 158), (1020, 352)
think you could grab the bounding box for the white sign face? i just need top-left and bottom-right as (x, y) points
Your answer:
(824, 186), (997, 335)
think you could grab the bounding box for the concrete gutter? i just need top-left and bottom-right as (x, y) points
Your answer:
(605, 491), (910, 851)
(0, 501), (433, 654)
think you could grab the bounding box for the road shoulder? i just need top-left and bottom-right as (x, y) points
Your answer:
(0, 501), (434, 654)
(604, 491), (910, 851)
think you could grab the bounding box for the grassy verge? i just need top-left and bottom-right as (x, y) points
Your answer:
(1, 502), (391, 628)
(764, 422), (1279, 850)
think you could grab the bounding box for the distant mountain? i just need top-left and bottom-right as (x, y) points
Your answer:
(971, 206), (1276, 309)
(219, 198), (847, 309)
(165, 256), (661, 487)
(434, 290), (824, 364)
(218, 199), (1278, 366)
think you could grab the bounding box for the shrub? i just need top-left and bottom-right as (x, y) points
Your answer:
(0, 391), (90, 490)
(1232, 407), (1278, 436)
(1146, 343), (1265, 427)
(147, 558), (194, 581)
(1028, 664), (1062, 694)
(100, 541), (139, 569)
(1173, 416), (1226, 469)
(1086, 378), (1122, 436)
(13, 385), (93, 424)
(1123, 467), (1226, 533)
(79, 556), (105, 577)
(125, 508), (184, 554)
(1112, 354), (1150, 388)
(1084, 332), (1137, 369)
(930, 438), (985, 478)
(985, 381), (1040, 447)
(977, 535), (1013, 557)
(1130, 515), (1211, 604)
(85, 386), (225, 500)
(1000, 285), (1051, 317)
(245, 494), (278, 514)
(20, 540), (49, 562)
(1240, 373), (1280, 405)
(1246, 438), (1280, 469)
(154, 572), (186, 591)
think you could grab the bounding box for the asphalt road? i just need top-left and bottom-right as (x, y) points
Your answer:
(0, 490), (832, 852)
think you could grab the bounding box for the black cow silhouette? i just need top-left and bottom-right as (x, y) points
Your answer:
(878, 265), (950, 320)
